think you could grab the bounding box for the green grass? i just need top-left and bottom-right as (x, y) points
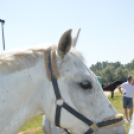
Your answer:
(19, 115), (43, 134)
(19, 92), (131, 134)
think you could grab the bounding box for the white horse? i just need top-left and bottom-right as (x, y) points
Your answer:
(0, 29), (126, 134)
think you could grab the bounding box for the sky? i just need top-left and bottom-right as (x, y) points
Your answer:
(0, 0), (134, 67)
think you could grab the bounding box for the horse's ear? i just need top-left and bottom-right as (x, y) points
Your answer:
(57, 29), (72, 58)
(72, 28), (81, 47)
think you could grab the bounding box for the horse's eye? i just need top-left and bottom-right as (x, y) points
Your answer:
(80, 81), (92, 89)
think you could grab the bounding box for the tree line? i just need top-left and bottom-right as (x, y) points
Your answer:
(90, 60), (134, 83)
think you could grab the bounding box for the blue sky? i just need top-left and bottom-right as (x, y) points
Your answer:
(0, 0), (134, 67)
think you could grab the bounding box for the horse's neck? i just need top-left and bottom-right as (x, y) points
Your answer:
(0, 56), (48, 134)
(115, 81), (120, 85)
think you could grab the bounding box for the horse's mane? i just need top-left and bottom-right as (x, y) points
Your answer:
(111, 80), (122, 84)
(0, 43), (84, 74)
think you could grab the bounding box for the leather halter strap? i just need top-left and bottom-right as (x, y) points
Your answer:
(46, 46), (125, 134)
(47, 47), (94, 133)
(48, 47), (62, 100)
(48, 47), (93, 123)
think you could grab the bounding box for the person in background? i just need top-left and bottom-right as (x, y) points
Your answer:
(118, 76), (134, 122)
(132, 77), (134, 85)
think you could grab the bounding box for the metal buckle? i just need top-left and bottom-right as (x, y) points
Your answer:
(55, 98), (65, 106)
(90, 122), (100, 134)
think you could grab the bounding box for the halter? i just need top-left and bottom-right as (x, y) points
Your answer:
(44, 45), (125, 134)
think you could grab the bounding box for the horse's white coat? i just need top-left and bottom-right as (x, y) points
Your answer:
(0, 30), (126, 134)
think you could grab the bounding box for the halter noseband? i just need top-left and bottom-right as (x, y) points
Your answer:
(44, 45), (125, 134)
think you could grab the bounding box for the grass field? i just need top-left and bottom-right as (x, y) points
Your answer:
(18, 92), (131, 134)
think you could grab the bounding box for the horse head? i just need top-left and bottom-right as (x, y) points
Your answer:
(42, 29), (126, 134)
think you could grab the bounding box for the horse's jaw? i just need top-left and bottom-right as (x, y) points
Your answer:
(97, 125), (126, 134)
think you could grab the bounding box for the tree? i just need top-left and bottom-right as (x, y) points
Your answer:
(95, 70), (101, 76)
(89, 60), (133, 83)
(101, 65), (115, 82)
(125, 59), (134, 71)
(102, 61), (108, 69)
(95, 62), (103, 71)
(113, 62), (121, 69)
(90, 64), (96, 72)
(114, 67), (128, 82)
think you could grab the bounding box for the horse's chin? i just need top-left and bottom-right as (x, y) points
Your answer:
(97, 125), (126, 134)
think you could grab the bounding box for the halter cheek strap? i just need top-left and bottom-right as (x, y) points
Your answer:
(44, 46), (125, 134)
(47, 47), (93, 126)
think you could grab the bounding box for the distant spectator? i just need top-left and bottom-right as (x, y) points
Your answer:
(118, 76), (134, 122)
